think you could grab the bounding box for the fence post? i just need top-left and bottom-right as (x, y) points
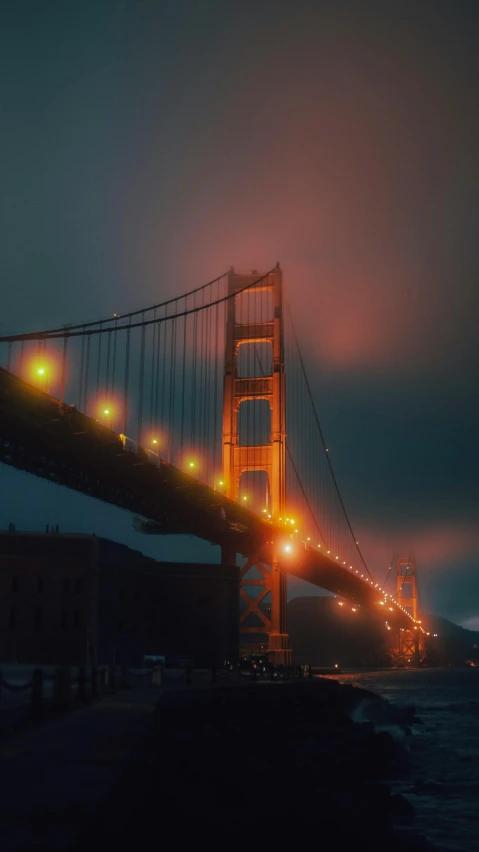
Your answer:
(211, 667), (217, 684)
(28, 669), (44, 724)
(91, 666), (98, 698)
(77, 666), (86, 702)
(107, 664), (116, 693)
(52, 666), (71, 713)
(152, 666), (162, 687)
(100, 668), (106, 692)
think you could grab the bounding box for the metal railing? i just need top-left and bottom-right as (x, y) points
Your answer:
(0, 661), (314, 738)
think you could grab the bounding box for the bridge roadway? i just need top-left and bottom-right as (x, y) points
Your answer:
(0, 367), (418, 631)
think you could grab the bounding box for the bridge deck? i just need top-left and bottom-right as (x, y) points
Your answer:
(0, 367), (417, 630)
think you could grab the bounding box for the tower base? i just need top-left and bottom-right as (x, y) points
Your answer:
(268, 633), (292, 666)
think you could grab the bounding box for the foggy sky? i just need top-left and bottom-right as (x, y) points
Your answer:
(1, 0), (478, 627)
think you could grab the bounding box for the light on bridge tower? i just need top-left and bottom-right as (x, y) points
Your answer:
(222, 265), (290, 665)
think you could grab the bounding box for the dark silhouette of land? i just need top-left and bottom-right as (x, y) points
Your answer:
(288, 596), (479, 668)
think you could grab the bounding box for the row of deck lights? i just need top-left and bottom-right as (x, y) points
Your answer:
(256, 512), (425, 634)
(23, 367), (427, 640)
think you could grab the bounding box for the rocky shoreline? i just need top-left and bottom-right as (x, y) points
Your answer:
(74, 677), (434, 851)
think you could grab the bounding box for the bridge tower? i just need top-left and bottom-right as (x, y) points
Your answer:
(393, 557), (423, 665)
(222, 266), (290, 665)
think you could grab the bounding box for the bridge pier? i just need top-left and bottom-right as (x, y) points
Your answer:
(223, 544), (291, 665)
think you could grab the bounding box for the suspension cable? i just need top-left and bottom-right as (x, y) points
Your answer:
(285, 297), (373, 579)
(0, 269), (277, 344)
(0, 271), (229, 341)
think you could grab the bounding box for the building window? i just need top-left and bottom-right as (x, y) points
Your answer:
(37, 576), (44, 594)
(8, 607), (16, 630)
(75, 578), (82, 594)
(63, 578), (70, 594)
(61, 610), (68, 629)
(73, 610), (79, 629)
(35, 608), (42, 632)
(11, 576), (18, 593)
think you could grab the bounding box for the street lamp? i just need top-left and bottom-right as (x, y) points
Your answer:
(99, 405), (113, 429)
(33, 363), (50, 391)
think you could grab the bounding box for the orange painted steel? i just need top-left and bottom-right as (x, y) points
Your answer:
(222, 267), (290, 663)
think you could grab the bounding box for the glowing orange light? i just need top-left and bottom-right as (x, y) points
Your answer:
(31, 360), (53, 387)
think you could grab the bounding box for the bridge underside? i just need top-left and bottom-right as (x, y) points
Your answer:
(0, 367), (414, 632)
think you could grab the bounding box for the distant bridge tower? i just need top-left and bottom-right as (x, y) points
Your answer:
(394, 556), (422, 664)
(222, 265), (290, 664)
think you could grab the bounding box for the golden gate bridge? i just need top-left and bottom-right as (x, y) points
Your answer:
(0, 265), (425, 663)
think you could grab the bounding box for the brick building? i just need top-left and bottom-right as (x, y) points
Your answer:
(0, 528), (239, 667)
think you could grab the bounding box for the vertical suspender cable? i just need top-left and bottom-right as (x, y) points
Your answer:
(213, 281), (219, 477)
(198, 289), (205, 458)
(95, 323), (103, 405)
(154, 320), (161, 437)
(124, 323), (131, 436)
(180, 297), (187, 458)
(204, 296), (211, 473)
(212, 284), (219, 477)
(191, 293), (197, 448)
(149, 309), (157, 427)
(105, 331), (112, 399)
(79, 333), (85, 411)
(111, 318), (118, 399)
(161, 306), (167, 445)
(61, 337), (68, 404)
(169, 317), (177, 464)
(138, 319), (146, 446)
(84, 335), (91, 414)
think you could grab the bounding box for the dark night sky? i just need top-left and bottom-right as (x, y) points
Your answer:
(1, 1), (478, 627)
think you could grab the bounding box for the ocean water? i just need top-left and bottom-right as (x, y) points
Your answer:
(334, 668), (479, 852)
